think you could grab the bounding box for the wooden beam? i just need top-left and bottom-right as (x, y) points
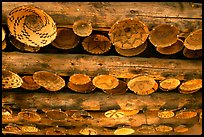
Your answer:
(2, 90), (202, 111)
(2, 52), (202, 80)
(2, 2), (202, 31)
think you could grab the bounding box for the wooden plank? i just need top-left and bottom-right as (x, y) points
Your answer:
(2, 2), (202, 31)
(2, 90), (202, 111)
(2, 52), (202, 80)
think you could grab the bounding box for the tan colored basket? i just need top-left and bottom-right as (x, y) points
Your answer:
(68, 73), (95, 93)
(174, 125), (189, 133)
(175, 110), (197, 119)
(42, 109), (68, 121)
(127, 75), (158, 95)
(184, 29), (202, 50)
(157, 110), (175, 119)
(137, 125), (156, 134)
(52, 27), (80, 49)
(104, 109), (125, 118)
(103, 80), (128, 95)
(17, 111), (41, 122)
(155, 125), (173, 132)
(9, 34), (40, 52)
(21, 126), (39, 133)
(21, 76), (41, 90)
(7, 5), (57, 48)
(114, 127), (135, 135)
(109, 18), (149, 49)
(68, 81), (96, 93)
(178, 79), (202, 94)
(82, 34), (111, 54)
(5, 124), (22, 134)
(72, 20), (92, 37)
(92, 75), (119, 90)
(33, 71), (65, 92)
(156, 39), (184, 55)
(115, 41), (147, 56)
(69, 74), (91, 85)
(159, 78), (180, 91)
(2, 69), (23, 89)
(149, 24), (179, 48)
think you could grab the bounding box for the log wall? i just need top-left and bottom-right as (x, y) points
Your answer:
(2, 52), (202, 80)
(2, 2), (202, 31)
(2, 2), (202, 135)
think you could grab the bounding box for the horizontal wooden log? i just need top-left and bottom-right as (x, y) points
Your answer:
(2, 90), (202, 111)
(2, 52), (202, 80)
(2, 2), (202, 31)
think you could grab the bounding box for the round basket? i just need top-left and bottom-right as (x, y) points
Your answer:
(7, 5), (57, 48)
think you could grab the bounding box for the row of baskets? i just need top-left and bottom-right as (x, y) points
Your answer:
(2, 5), (202, 58)
(2, 106), (202, 135)
(2, 123), (200, 135)
(2, 69), (202, 95)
